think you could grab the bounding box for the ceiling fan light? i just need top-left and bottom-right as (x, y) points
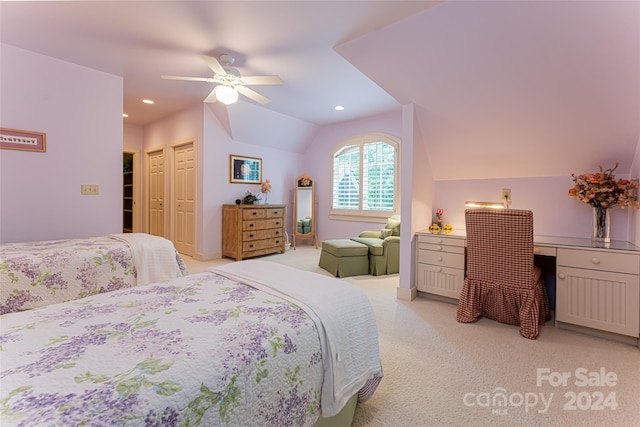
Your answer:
(216, 85), (238, 105)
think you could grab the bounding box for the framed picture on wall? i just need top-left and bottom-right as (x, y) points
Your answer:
(230, 155), (262, 184)
(0, 128), (46, 152)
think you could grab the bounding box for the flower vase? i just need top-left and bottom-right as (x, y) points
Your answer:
(592, 206), (610, 243)
(264, 193), (268, 204)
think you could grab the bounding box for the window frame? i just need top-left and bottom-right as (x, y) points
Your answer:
(329, 132), (400, 222)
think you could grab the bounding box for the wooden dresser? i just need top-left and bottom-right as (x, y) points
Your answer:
(222, 204), (286, 261)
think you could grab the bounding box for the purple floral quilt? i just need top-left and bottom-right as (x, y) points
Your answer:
(0, 270), (327, 426)
(0, 235), (188, 314)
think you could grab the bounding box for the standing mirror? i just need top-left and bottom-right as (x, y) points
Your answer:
(293, 174), (317, 249)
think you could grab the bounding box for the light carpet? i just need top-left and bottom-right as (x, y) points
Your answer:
(183, 246), (640, 426)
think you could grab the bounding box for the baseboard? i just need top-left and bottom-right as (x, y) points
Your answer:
(191, 251), (222, 262)
(396, 286), (417, 301)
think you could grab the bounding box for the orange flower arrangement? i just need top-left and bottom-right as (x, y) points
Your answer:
(568, 163), (639, 210)
(261, 179), (272, 194)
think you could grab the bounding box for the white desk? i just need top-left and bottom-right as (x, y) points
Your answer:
(415, 230), (640, 346)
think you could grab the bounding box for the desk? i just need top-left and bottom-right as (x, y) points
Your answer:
(415, 230), (640, 346)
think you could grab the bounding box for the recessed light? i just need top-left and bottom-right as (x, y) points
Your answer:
(142, 99), (154, 104)
(334, 105), (345, 111)
(122, 113), (129, 118)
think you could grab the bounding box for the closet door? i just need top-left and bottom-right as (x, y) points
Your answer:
(148, 150), (165, 237)
(172, 142), (195, 256)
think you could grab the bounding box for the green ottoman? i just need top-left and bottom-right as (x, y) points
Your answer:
(318, 239), (369, 278)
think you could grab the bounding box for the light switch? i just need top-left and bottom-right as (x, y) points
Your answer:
(81, 184), (99, 195)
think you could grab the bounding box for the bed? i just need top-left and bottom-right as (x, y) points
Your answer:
(0, 260), (383, 426)
(0, 233), (188, 314)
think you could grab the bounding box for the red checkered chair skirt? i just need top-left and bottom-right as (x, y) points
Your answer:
(456, 209), (550, 339)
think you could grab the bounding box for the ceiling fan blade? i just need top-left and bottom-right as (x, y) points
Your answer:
(201, 55), (227, 76)
(203, 86), (219, 103)
(237, 85), (270, 104)
(240, 75), (283, 86)
(162, 75), (215, 83)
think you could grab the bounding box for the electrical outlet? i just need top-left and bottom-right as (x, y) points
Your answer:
(81, 184), (99, 195)
(501, 188), (511, 201)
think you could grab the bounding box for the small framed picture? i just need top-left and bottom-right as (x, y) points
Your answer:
(0, 128), (46, 152)
(230, 155), (262, 184)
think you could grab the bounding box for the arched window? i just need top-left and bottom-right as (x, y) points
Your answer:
(330, 133), (400, 221)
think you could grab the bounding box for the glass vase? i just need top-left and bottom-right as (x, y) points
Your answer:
(592, 206), (610, 243)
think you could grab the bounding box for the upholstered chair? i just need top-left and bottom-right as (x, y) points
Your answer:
(351, 215), (400, 275)
(456, 209), (550, 339)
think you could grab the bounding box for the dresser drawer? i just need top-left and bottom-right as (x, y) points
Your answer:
(418, 249), (464, 269)
(265, 208), (284, 218)
(243, 209), (266, 219)
(242, 218), (284, 231)
(243, 237), (284, 252)
(243, 228), (283, 241)
(557, 248), (639, 275)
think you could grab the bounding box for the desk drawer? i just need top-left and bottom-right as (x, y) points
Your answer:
(557, 248), (639, 275)
(533, 245), (556, 257)
(418, 234), (465, 247)
(418, 249), (464, 269)
(417, 242), (465, 254)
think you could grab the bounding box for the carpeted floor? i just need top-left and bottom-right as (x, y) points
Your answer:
(183, 246), (640, 427)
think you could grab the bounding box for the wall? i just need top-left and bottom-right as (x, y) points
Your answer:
(0, 44), (122, 243)
(630, 136), (640, 245)
(201, 105), (305, 259)
(142, 103), (204, 253)
(399, 104), (435, 298)
(434, 174), (635, 241)
(303, 110), (403, 242)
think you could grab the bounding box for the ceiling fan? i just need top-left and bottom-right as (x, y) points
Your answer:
(162, 54), (282, 105)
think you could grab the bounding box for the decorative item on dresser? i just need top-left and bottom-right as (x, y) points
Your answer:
(222, 204), (286, 260)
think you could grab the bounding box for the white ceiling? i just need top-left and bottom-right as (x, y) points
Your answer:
(1, 1), (638, 180)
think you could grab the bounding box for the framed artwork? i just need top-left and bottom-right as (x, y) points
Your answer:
(0, 128), (46, 152)
(230, 155), (262, 184)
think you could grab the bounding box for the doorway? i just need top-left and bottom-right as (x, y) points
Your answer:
(123, 150), (140, 233)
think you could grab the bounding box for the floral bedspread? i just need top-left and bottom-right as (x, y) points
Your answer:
(0, 270), (325, 426)
(0, 236), (188, 314)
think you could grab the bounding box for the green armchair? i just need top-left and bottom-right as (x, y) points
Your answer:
(350, 215), (400, 276)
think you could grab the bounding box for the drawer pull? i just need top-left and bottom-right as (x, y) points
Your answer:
(437, 256), (443, 262)
(252, 212), (257, 216)
(591, 258), (600, 265)
(275, 240), (280, 244)
(274, 211), (279, 215)
(249, 224), (254, 228)
(249, 234), (254, 238)
(275, 221), (280, 225)
(533, 247), (540, 254)
(275, 231), (280, 235)
(436, 245), (443, 251)
(558, 273), (566, 280)
(436, 267), (442, 273)
(249, 244), (254, 248)
(437, 238), (442, 244)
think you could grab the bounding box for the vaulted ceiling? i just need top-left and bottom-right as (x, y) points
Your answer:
(1, 1), (638, 180)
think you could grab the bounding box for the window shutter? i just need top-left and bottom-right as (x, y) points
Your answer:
(362, 141), (395, 211)
(332, 145), (360, 209)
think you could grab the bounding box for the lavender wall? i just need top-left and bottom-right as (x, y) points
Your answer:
(434, 174), (635, 242)
(303, 110), (404, 241)
(202, 105), (305, 258)
(0, 44), (123, 243)
(630, 137), (640, 245)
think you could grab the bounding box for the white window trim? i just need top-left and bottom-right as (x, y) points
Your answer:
(329, 132), (400, 222)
